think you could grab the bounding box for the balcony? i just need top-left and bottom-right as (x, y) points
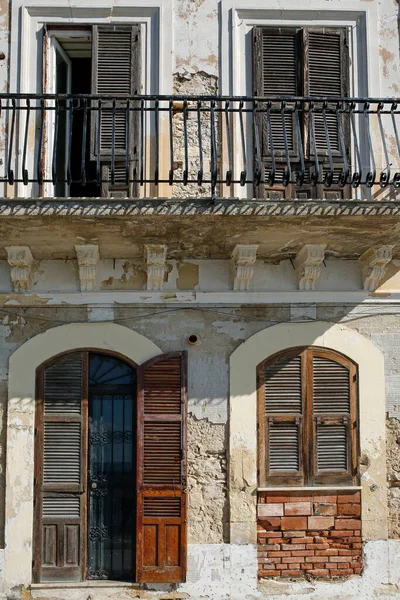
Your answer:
(0, 94), (399, 263)
(0, 93), (399, 201)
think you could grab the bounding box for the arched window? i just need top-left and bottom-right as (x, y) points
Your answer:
(257, 347), (358, 487)
(33, 350), (187, 584)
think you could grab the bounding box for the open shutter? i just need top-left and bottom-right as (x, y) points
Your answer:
(304, 28), (349, 160)
(34, 353), (87, 582)
(91, 25), (141, 197)
(136, 353), (187, 583)
(258, 350), (305, 486)
(310, 350), (357, 485)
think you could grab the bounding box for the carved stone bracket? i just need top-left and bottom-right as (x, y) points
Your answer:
(145, 245), (167, 291)
(5, 246), (34, 292)
(231, 244), (259, 291)
(360, 245), (393, 292)
(295, 244), (327, 291)
(75, 244), (99, 292)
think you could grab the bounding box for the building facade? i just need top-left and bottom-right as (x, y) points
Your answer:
(0, 0), (399, 599)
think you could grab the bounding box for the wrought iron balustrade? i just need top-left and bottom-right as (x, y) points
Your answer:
(0, 93), (400, 199)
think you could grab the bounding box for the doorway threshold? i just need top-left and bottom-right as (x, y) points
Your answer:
(31, 581), (139, 589)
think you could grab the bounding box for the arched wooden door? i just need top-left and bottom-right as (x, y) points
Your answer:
(33, 351), (187, 584)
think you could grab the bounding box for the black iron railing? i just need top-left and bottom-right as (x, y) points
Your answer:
(1, 93), (400, 199)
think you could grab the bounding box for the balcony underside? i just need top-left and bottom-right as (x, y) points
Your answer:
(0, 199), (399, 261)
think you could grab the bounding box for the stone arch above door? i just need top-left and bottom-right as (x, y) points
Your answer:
(4, 323), (162, 592)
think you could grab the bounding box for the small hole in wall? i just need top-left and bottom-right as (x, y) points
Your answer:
(188, 334), (198, 345)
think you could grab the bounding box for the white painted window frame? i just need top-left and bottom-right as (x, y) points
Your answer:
(219, 0), (380, 200)
(9, 0), (173, 198)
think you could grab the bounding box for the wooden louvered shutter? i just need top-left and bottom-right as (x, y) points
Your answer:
(136, 353), (187, 583)
(34, 353), (87, 582)
(310, 350), (357, 485)
(91, 25), (141, 197)
(304, 28), (349, 159)
(258, 350), (305, 486)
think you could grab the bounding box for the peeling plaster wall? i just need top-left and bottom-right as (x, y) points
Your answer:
(387, 417), (400, 539)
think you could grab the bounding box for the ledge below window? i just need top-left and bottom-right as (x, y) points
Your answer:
(257, 486), (363, 492)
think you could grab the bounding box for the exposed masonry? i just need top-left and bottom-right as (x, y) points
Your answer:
(387, 417), (400, 539)
(257, 491), (362, 578)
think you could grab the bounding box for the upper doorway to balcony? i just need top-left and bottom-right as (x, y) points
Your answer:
(44, 26), (140, 199)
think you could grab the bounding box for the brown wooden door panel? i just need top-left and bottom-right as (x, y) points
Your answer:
(136, 353), (187, 584)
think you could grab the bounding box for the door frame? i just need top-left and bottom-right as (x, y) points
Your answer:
(33, 348), (139, 583)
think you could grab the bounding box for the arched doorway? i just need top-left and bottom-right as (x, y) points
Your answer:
(34, 350), (138, 582)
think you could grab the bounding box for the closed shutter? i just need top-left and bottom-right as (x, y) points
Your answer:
(91, 25), (141, 197)
(136, 353), (187, 583)
(258, 350), (305, 486)
(253, 27), (300, 161)
(258, 347), (358, 487)
(34, 353), (87, 582)
(304, 28), (349, 158)
(310, 351), (356, 485)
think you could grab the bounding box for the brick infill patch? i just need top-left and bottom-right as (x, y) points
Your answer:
(257, 490), (362, 579)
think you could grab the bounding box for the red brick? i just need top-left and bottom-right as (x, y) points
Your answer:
(292, 550), (314, 557)
(313, 503), (337, 516)
(335, 519), (361, 531)
(281, 569), (302, 576)
(259, 569), (280, 577)
(276, 563), (288, 570)
(290, 492), (313, 502)
(301, 563), (314, 570)
(308, 569), (329, 577)
(305, 556), (326, 563)
(314, 536), (328, 543)
(285, 502), (312, 516)
(354, 530), (361, 535)
(312, 494), (337, 502)
(350, 561), (362, 568)
(306, 543), (329, 550)
(330, 556), (353, 563)
(281, 544), (305, 551)
(282, 530), (307, 537)
(338, 492), (360, 503)
(331, 543), (351, 549)
(258, 517), (281, 529)
(338, 550), (352, 556)
(268, 551), (291, 557)
(258, 503), (284, 517)
(286, 557), (302, 564)
(330, 530), (352, 537)
(261, 544), (281, 551)
(281, 517), (307, 530)
(315, 549), (339, 556)
(329, 568), (353, 576)
(284, 563), (301, 569)
(294, 537), (314, 544)
(354, 568), (362, 574)
(267, 532), (283, 539)
(308, 516), (334, 530)
(347, 536), (362, 543)
(352, 542), (362, 549)
(337, 503), (361, 517)
(266, 495), (291, 503)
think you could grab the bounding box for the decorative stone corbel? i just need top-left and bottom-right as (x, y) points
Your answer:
(231, 244), (259, 291)
(295, 244), (326, 291)
(145, 245), (167, 291)
(359, 245), (393, 292)
(75, 244), (99, 292)
(5, 246), (34, 292)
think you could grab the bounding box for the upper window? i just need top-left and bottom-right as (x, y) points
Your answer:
(252, 26), (350, 200)
(257, 347), (358, 487)
(45, 25), (141, 198)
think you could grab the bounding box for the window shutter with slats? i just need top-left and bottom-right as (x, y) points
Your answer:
(310, 351), (357, 485)
(91, 25), (141, 198)
(304, 28), (350, 158)
(136, 352), (187, 583)
(258, 347), (358, 487)
(258, 350), (305, 486)
(34, 353), (87, 582)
